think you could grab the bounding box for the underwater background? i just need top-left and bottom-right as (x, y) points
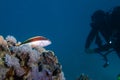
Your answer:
(0, 0), (120, 80)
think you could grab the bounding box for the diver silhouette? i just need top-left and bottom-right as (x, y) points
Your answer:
(85, 6), (120, 68)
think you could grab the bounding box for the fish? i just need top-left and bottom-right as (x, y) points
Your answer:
(19, 36), (51, 47)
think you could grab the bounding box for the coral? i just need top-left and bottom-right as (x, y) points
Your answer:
(6, 35), (17, 44)
(77, 73), (90, 80)
(0, 35), (65, 80)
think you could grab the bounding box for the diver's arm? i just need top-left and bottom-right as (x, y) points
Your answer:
(85, 28), (98, 49)
(95, 31), (103, 47)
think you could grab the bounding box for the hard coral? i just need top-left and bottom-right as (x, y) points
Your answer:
(0, 35), (65, 80)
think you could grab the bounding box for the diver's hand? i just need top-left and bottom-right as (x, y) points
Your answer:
(85, 48), (95, 54)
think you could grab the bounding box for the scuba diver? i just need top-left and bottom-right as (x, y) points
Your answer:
(85, 6), (120, 68)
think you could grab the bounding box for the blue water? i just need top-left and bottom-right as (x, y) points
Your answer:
(0, 0), (120, 80)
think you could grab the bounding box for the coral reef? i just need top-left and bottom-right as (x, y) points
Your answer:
(0, 35), (65, 80)
(77, 73), (90, 80)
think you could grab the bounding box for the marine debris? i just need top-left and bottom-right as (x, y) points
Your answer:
(0, 35), (65, 80)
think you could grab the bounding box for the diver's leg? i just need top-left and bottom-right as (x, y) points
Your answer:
(95, 32), (103, 47)
(98, 52), (109, 68)
(94, 44), (111, 53)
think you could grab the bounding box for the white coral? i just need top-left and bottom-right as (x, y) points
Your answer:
(29, 49), (40, 63)
(4, 54), (20, 68)
(4, 54), (13, 67)
(6, 35), (17, 44)
(59, 72), (66, 80)
(17, 44), (32, 56)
